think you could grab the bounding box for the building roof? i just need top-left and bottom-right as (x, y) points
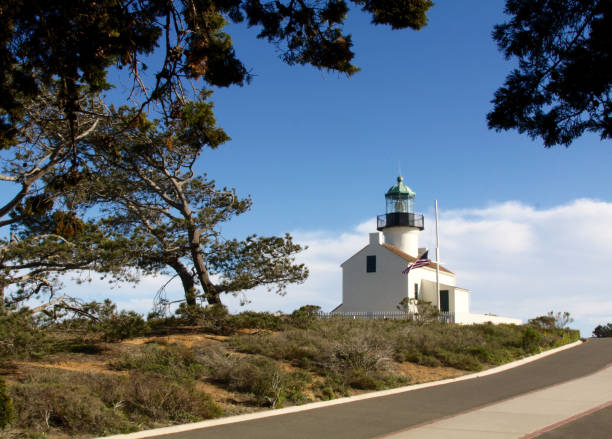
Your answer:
(385, 176), (415, 198)
(381, 243), (454, 274)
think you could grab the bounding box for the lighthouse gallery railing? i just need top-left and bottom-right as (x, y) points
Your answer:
(377, 212), (424, 231)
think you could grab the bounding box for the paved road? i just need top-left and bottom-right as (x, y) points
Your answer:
(534, 404), (612, 439)
(155, 338), (612, 439)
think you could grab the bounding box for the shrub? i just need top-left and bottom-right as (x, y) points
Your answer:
(119, 373), (222, 423)
(174, 303), (209, 324)
(415, 300), (441, 322)
(528, 315), (556, 330)
(110, 343), (204, 381)
(199, 345), (309, 407)
(289, 305), (321, 329)
(175, 303), (237, 334)
(97, 311), (149, 342)
(0, 309), (46, 361)
(0, 377), (14, 429)
(521, 327), (543, 353)
(231, 311), (284, 331)
(230, 318), (406, 390)
(10, 371), (130, 435)
(529, 312), (573, 330)
(9, 368), (221, 436)
(593, 323), (612, 338)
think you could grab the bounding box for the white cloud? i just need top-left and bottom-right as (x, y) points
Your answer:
(59, 199), (612, 336)
(416, 199), (612, 336)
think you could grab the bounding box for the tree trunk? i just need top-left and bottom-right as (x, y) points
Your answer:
(187, 228), (221, 305)
(166, 258), (198, 307)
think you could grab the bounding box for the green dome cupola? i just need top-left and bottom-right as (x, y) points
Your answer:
(385, 176), (415, 214)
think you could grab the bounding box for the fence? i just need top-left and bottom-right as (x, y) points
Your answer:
(317, 310), (455, 323)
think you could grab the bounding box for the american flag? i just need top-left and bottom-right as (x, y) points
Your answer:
(402, 250), (430, 275)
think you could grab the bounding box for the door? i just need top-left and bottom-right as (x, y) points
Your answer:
(440, 290), (449, 312)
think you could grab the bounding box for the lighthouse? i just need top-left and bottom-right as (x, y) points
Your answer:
(333, 176), (521, 325)
(377, 176), (424, 257)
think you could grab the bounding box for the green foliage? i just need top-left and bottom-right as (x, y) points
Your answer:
(231, 311), (284, 331)
(593, 323), (612, 338)
(488, 0), (611, 146)
(10, 375), (131, 435)
(118, 372), (222, 423)
(209, 233), (309, 297)
(88, 109), (309, 306)
(230, 318), (405, 388)
(230, 315), (579, 379)
(529, 311), (575, 330)
(8, 368), (221, 435)
(289, 305), (321, 328)
(199, 345), (310, 408)
(175, 303), (210, 324)
(0, 309), (46, 361)
(110, 343), (205, 382)
(397, 298), (440, 324)
(521, 327), (543, 353)
(98, 311), (149, 342)
(0, 377), (14, 429)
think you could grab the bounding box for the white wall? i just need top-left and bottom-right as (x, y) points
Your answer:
(382, 226), (420, 257)
(453, 288), (470, 313)
(419, 278), (459, 311)
(341, 242), (410, 312)
(455, 313), (522, 325)
(341, 233), (458, 313)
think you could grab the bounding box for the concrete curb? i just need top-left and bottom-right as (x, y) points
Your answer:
(99, 340), (584, 439)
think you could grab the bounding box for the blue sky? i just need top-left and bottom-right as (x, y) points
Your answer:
(197, 0), (612, 236)
(8, 1), (612, 336)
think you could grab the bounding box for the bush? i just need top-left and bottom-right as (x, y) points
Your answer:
(0, 377), (14, 429)
(521, 327), (543, 353)
(593, 323), (612, 338)
(97, 311), (149, 342)
(199, 345), (309, 408)
(110, 343), (204, 381)
(529, 311), (573, 330)
(9, 368), (221, 436)
(10, 371), (130, 435)
(231, 311), (284, 331)
(118, 373), (222, 423)
(289, 305), (321, 329)
(175, 303), (209, 324)
(230, 319), (406, 390)
(0, 309), (46, 361)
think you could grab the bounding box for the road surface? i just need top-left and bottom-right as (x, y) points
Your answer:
(122, 338), (612, 439)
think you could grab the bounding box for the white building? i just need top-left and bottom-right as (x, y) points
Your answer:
(334, 176), (521, 325)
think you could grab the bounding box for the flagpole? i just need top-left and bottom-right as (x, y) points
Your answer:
(435, 200), (440, 311)
(406, 270), (410, 313)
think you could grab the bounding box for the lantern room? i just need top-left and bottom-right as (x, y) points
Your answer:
(385, 176), (415, 214)
(377, 176), (424, 232)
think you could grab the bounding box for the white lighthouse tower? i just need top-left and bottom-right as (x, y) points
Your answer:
(377, 176), (424, 257)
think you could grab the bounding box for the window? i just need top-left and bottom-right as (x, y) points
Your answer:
(366, 255), (376, 273)
(414, 283), (419, 300)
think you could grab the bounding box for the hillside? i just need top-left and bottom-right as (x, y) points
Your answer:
(0, 306), (580, 438)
